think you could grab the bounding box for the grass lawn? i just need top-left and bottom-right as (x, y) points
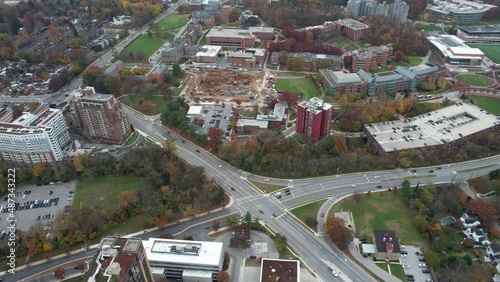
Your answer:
(74, 176), (144, 211)
(469, 44), (500, 63)
(248, 180), (285, 193)
(124, 131), (140, 146)
(330, 192), (427, 246)
(372, 65), (391, 73)
(344, 43), (359, 51)
(123, 34), (167, 59)
(456, 74), (493, 86)
(275, 78), (319, 100)
(376, 263), (389, 272)
(121, 95), (171, 115)
(418, 24), (443, 32)
(331, 37), (351, 47)
(389, 264), (407, 281)
(467, 96), (500, 115)
(157, 14), (190, 31)
(106, 214), (148, 236)
(290, 199), (327, 231)
(406, 57), (423, 66)
(354, 40), (368, 49)
(197, 30), (209, 46)
(277, 72), (310, 77)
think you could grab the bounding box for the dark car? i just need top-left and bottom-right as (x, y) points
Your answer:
(406, 274), (414, 279)
(321, 213), (325, 217)
(422, 269), (430, 274)
(230, 187), (235, 191)
(181, 140), (185, 143)
(49, 191), (53, 195)
(401, 251), (408, 255)
(196, 149), (200, 153)
(429, 170), (434, 173)
(204, 226), (210, 229)
(272, 213), (277, 217)
(376, 185), (383, 189)
(259, 210), (264, 214)
(419, 258), (426, 261)
(411, 169), (417, 173)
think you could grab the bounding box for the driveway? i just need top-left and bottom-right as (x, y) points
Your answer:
(400, 245), (432, 282)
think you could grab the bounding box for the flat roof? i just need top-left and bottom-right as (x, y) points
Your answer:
(429, 0), (495, 15)
(248, 26), (275, 33)
(335, 18), (369, 30)
(182, 269), (213, 278)
(329, 70), (363, 84)
(459, 25), (500, 34)
(237, 119), (268, 128)
(187, 105), (204, 116)
(196, 45), (222, 57)
(427, 34), (484, 58)
(298, 97), (333, 114)
(273, 103), (288, 118)
(143, 238), (223, 267)
(207, 28), (255, 39)
(260, 258), (299, 282)
(364, 103), (499, 153)
(362, 244), (377, 254)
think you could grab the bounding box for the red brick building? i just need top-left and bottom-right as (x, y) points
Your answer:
(334, 18), (369, 41)
(296, 97), (333, 142)
(206, 27), (274, 48)
(351, 44), (393, 72)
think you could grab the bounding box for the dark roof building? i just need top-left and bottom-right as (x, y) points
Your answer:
(457, 25), (500, 43)
(260, 258), (300, 282)
(373, 230), (401, 261)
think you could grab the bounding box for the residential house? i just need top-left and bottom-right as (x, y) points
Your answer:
(463, 228), (491, 247)
(487, 243), (500, 263)
(460, 210), (481, 228)
(373, 230), (401, 261)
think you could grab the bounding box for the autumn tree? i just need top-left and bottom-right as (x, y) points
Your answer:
(227, 215), (239, 227)
(370, 59), (378, 71)
(305, 31), (314, 45)
(49, 76), (64, 91)
(279, 91), (299, 107)
(53, 267), (65, 279)
(324, 216), (353, 250)
(82, 66), (104, 87)
(33, 162), (46, 178)
(466, 199), (498, 228)
(212, 220), (220, 231)
(217, 271), (230, 282)
(459, 191), (468, 205)
(394, 50), (404, 62)
(286, 57), (305, 71)
(104, 76), (122, 96)
(207, 127), (224, 151)
(141, 100), (154, 112)
(333, 136), (348, 153)
(147, 74), (164, 84)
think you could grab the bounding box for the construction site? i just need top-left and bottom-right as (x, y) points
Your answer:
(188, 69), (266, 103)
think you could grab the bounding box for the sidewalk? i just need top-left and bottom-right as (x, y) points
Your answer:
(348, 242), (402, 282)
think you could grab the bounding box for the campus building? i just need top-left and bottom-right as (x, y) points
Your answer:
(270, 52), (342, 71)
(428, 0), (496, 24)
(296, 97), (333, 142)
(84, 237), (154, 282)
(427, 34), (485, 65)
(67, 87), (132, 145)
(142, 238), (224, 281)
(347, 0), (409, 22)
(373, 230), (401, 261)
(350, 44), (393, 72)
(226, 48), (266, 68)
(334, 18), (370, 41)
(205, 27), (273, 48)
(457, 25), (500, 43)
(195, 45), (222, 63)
(363, 103), (500, 156)
(260, 258), (300, 282)
(0, 108), (70, 165)
(321, 63), (446, 95)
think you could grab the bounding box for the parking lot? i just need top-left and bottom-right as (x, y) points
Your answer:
(0, 181), (76, 233)
(400, 245), (433, 282)
(194, 106), (234, 136)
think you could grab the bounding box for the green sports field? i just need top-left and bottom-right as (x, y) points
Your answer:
(157, 14), (190, 31)
(467, 96), (500, 115)
(275, 78), (320, 100)
(469, 44), (500, 63)
(456, 74), (493, 86)
(123, 34), (167, 59)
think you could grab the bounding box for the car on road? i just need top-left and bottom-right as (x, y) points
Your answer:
(49, 191), (53, 195)
(181, 140), (185, 143)
(350, 184), (356, 188)
(376, 185), (383, 189)
(230, 187), (235, 191)
(419, 258), (426, 262)
(204, 226), (210, 229)
(272, 213), (277, 217)
(406, 274), (414, 279)
(402, 264), (409, 269)
(196, 149), (200, 153)
(374, 175), (380, 179)
(321, 213), (325, 218)
(422, 269), (430, 274)
(419, 263), (427, 268)
(429, 170), (434, 173)
(259, 210), (264, 214)
(264, 178), (270, 182)
(411, 169), (417, 173)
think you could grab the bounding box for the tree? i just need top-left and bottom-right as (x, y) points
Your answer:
(140, 100), (154, 112)
(172, 63), (182, 77)
(33, 162), (46, 178)
(227, 215), (239, 227)
(459, 191), (468, 205)
(217, 271), (230, 282)
(278, 51), (288, 66)
(412, 215), (429, 235)
(82, 66), (104, 87)
(49, 76), (64, 91)
(466, 199), (498, 228)
(207, 127), (224, 151)
(366, 190), (372, 197)
(401, 179), (412, 201)
(370, 59), (378, 72)
(275, 233), (288, 253)
(394, 50), (404, 62)
(333, 136), (348, 153)
(212, 220), (220, 231)
(53, 267), (65, 279)
(104, 76), (122, 96)
(305, 31), (314, 45)
(325, 216), (353, 250)
(244, 211), (252, 225)
(436, 76), (446, 89)
(279, 91), (299, 107)
(286, 57), (305, 71)
(426, 250), (440, 268)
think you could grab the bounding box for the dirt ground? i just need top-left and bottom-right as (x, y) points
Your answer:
(189, 69), (265, 103)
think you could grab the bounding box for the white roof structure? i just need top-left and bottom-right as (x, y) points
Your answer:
(237, 119), (268, 128)
(329, 71), (363, 84)
(364, 103), (500, 153)
(207, 28), (255, 39)
(187, 106), (204, 116)
(362, 244), (377, 254)
(427, 34), (484, 60)
(429, 0), (495, 15)
(195, 45), (222, 58)
(143, 238), (223, 267)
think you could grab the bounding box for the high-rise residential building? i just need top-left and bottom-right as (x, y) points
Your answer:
(142, 238), (224, 281)
(296, 97), (333, 142)
(67, 87), (132, 144)
(0, 108), (70, 165)
(84, 237), (155, 282)
(346, 0), (409, 22)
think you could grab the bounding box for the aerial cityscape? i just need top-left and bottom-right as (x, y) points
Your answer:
(0, 0), (499, 281)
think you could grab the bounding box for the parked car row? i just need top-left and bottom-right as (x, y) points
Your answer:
(1, 198), (60, 213)
(37, 214), (54, 221)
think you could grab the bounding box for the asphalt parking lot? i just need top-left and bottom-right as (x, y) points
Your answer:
(0, 181), (76, 233)
(195, 106), (234, 135)
(400, 245), (433, 282)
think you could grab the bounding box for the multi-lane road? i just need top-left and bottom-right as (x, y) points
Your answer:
(124, 108), (500, 282)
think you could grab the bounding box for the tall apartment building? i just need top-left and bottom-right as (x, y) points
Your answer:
(142, 238), (224, 281)
(350, 44), (393, 72)
(84, 237), (155, 282)
(296, 97), (333, 142)
(0, 108), (70, 165)
(67, 87), (132, 144)
(347, 0), (409, 22)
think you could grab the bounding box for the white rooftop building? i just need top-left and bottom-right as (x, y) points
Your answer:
(428, 0), (496, 24)
(142, 238), (223, 281)
(427, 34), (485, 66)
(364, 103), (500, 155)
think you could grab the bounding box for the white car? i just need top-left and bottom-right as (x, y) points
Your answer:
(350, 184), (356, 188)
(374, 175), (380, 179)
(264, 178), (270, 182)
(402, 265), (409, 269)
(419, 263), (427, 268)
